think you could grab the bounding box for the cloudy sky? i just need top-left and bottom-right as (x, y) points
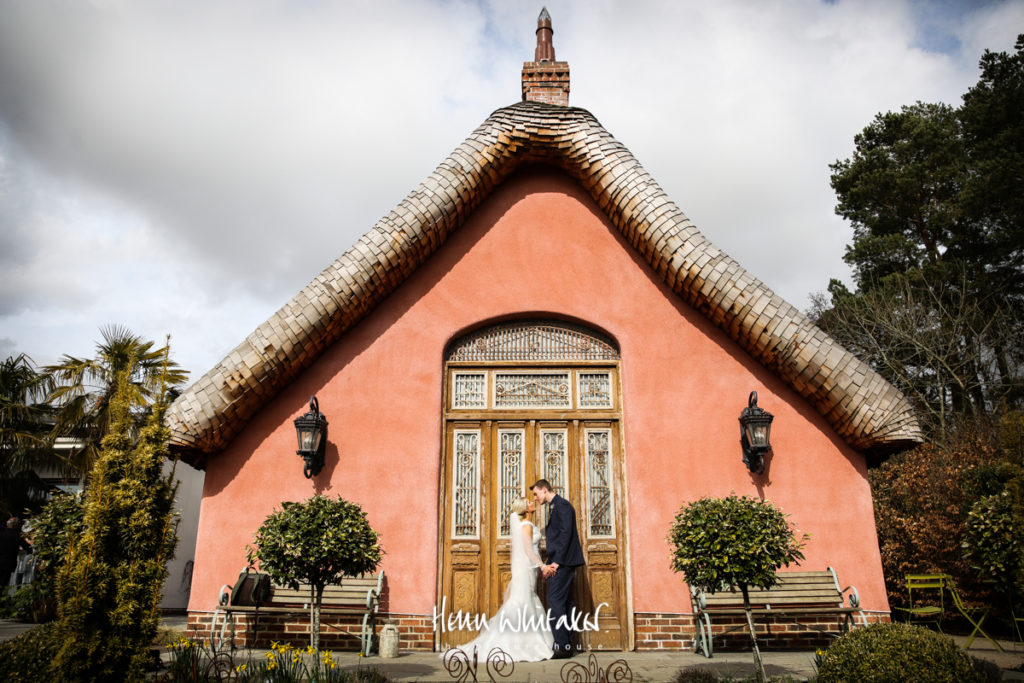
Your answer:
(1, 0), (1022, 383)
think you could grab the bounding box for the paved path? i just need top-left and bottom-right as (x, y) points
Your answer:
(2, 618), (1022, 681)
(218, 637), (1023, 682)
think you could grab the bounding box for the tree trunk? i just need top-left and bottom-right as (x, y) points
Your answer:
(740, 584), (767, 683)
(310, 583), (324, 652)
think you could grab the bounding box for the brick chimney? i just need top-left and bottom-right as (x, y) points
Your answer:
(522, 8), (569, 107)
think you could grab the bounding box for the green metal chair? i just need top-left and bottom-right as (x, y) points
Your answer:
(946, 577), (1004, 652)
(895, 574), (946, 631)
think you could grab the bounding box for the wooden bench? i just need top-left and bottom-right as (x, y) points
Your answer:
(689, 568), (864, 657)
(217, 570), (384, 655)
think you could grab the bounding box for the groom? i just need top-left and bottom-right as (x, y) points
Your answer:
(531, 479), (586, 659)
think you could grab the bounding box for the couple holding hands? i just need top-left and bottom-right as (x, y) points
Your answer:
(454, 479), (586, 662)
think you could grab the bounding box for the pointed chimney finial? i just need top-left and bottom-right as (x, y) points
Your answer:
(535, 7), (555, 62)
(522, 7), (569, 106)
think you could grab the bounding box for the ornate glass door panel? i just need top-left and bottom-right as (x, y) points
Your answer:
(452, 429), (482, 539)
(497, 429), (526, 538)
(538, 427), (568, 531)
(584, 429), (614, 539)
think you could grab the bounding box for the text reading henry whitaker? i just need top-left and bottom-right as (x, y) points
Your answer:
(433, 597), (607, 634)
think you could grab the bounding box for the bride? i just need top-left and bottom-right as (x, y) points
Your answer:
(452, 496), (553, 662)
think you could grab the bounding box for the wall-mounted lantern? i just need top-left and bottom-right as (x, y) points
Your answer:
(738, 391), (773, 474)
(294, 396), (328, 478)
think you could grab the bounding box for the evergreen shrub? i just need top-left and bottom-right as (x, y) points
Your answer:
(51, 363), (179, 682)
(817, 622), (982, 682)
(2, 492), (87, 622)
(0, 622), (61, 683)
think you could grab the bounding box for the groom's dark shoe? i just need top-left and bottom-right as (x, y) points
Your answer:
(552, 648), (573, 659)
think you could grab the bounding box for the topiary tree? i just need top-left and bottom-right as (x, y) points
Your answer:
(247, 494), (384, 652)
(668, 494), (807, 683)
(50, 351), (180, 683)
(817, 622), (983, 682)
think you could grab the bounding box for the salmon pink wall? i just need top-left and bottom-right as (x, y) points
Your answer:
(189, 167), (889, 618)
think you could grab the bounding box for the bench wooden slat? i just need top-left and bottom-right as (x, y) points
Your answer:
(702, 596), (845, 608)
(271, 587), (377, 603)
(704, 590), (843, 602)
(256, 574), (383, 608)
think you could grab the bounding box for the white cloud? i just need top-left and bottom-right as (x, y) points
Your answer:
(1, 0), (1020, 378)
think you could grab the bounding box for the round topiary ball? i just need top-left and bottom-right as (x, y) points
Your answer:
(817, 622), (982, 683)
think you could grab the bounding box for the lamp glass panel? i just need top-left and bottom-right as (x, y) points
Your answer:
(745, 420), (771, 448)
(297, 425), (315, 452)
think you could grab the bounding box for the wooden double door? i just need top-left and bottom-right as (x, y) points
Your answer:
(439, 411), (631, 651)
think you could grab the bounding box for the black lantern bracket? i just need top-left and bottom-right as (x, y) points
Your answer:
(294, 396), (329, 478)
(738, 391), (774, 475)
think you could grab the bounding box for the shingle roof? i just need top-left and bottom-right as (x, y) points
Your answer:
(167, 101), (922, 465)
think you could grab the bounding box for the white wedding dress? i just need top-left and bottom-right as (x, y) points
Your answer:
(452, 513), (553, 662)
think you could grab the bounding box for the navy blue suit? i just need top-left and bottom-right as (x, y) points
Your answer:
(545, 494), (585, 652)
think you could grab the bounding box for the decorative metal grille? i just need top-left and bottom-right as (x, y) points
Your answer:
(498, 430), (524, 537)
(586, 430), (614, 537)
(494, 373), (571, 409)
(578, 372), (613, 408)
(453, 431), (480, 538)
(446, 320), (619, 362)
(540, 429), (568, 530)
(452, 372), (487, 409)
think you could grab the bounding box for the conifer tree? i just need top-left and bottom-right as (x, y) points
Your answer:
(50, 348), (179, 682)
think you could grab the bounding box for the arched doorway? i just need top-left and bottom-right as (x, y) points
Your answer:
(437, 319), (631, 651)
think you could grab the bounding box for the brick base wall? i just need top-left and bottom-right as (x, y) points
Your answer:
(186, 611), (435, 652)
(389, 614), (435, 650)
(634, 613), (697, 650)
(185, 609), (889, 653)
(634, 611), (890, 652)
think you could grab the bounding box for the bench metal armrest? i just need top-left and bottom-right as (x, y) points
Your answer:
(689, 584), (708, 611)
(365, 571), (384, 612)
(218, 583), (233, 606)
(840, 584), (861, 609)
(826, 566), (860, 609)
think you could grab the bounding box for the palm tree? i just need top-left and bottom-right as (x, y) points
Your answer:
(0, 353), (59, 517)
(42, 325), (189, 476)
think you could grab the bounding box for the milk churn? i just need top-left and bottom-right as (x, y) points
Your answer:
(379, 619), (400, 658)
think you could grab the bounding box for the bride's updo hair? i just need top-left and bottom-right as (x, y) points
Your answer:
(509, 496), (530, 518)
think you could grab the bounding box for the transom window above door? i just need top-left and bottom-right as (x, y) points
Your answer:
(451, 369), (614, 410)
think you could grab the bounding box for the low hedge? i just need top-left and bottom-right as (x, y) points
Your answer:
(817, 622), (982, 682)
(0, 622), (60, 683)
